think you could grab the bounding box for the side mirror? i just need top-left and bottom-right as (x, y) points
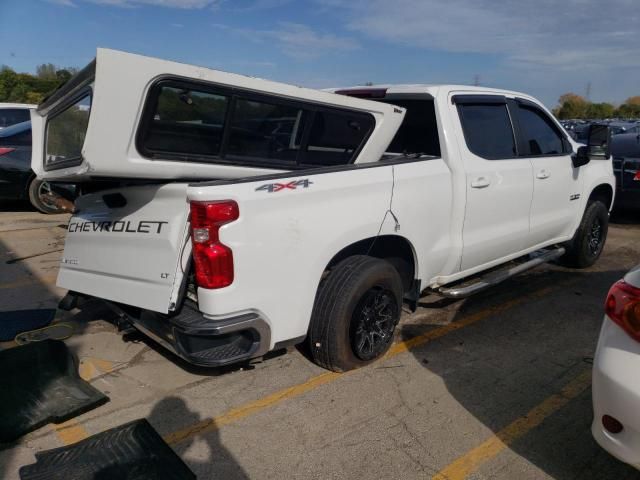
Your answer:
(572, 146), (590, 168)
(587, 123), (611, 160)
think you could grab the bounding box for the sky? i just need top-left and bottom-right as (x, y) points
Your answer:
(0, 0), (639, 109)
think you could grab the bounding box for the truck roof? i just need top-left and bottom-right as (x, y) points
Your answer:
(329, 84), (538, 102)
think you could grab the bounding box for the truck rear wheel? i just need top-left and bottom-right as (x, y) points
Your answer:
(560, 199), (609, 268)
(308, 255), (403, 372)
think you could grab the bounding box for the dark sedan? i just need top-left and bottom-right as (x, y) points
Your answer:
(611, 132), (640, 210)
(0, 120), (74, 213)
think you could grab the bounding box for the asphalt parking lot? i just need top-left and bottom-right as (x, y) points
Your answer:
(1, 205), (639, 480)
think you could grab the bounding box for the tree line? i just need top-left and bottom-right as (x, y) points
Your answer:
(2, 63), (640, 121)
(553, 93), (640, 120)
(0, 64), (78, 105)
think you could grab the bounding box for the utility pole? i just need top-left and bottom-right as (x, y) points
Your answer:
(473, 74), (480, 86)
(585, 81), (592, 101)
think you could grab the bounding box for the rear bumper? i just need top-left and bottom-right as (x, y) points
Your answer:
(106, 300), (271, 367)
(592, 317), (640, 470)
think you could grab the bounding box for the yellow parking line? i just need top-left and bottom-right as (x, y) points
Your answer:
(53, 419), (89, 446)
(431, 369), (592, 480)
(53, 358), (114, 445)
(164, 285), (557, 446)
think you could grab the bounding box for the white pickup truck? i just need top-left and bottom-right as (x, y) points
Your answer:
(32, 49), (615, 371)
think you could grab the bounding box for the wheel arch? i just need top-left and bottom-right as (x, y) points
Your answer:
(323, 234), (418, 294)
(587, 183), (614, 211)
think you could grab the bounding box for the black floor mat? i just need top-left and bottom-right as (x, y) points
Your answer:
(0, 309), (56, 341)
(0, 340), (108, 443)
(20, 419), (196, 480)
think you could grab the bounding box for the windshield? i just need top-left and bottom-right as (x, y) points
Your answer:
(45, 93), (91, 170)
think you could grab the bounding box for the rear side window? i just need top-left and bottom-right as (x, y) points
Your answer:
(138, 80), (374, 168)
(300, 110), (373, 166)
(226, 98), (307, 164)
(457, 103), (516, 160)
(143, 86), (229, 157)
(45, 94), (91, 170)
(516, 105), (565, 155)
(0, 109), (30, 129)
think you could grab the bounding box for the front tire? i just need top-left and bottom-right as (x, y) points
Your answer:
(308, 255), (403, 372)
(560, 200), (609, 268)
(28, 178), (64, 214)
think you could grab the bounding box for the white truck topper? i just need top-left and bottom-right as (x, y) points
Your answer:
(31, 49), (405, 182)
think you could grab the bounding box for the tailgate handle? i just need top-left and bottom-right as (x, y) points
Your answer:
(103, 193), (127, 209)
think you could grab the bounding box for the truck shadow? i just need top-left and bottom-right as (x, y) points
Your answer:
(400, 266), (640, 479)
(147, 396), (250, 479)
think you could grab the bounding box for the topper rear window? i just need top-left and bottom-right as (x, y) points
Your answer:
(45, 93), (92, 171)
(137, 79), (374, 168)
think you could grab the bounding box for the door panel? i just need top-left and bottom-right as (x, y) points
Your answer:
(452, 97), (534, 271)
(514, 102), (582, 244)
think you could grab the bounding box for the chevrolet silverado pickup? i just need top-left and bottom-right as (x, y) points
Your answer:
(32, 49), (615, 371)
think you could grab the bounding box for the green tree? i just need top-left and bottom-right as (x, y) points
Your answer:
(586, 102), (615, 119)
(556, 93), (589, 119)
(36, 63), (57, 81)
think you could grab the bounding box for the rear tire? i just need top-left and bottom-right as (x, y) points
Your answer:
(28, 178), (63, 214)
(308, 255), (403, 372)
(560, 200), (608, 268)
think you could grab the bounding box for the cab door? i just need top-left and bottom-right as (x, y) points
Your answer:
(511, 99), (582, 245)
(452, 94), (534, 271)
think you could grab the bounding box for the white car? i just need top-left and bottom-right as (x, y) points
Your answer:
(0, 103), (35, 130)
(593, 266), (640, 469)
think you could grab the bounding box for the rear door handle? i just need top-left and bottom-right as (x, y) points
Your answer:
(536, 170), (550, 179)
(470, 176), (491, 188)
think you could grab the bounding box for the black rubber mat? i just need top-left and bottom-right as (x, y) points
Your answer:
(0, 340), (108, 443)
(20, 419), (196, 480)
(0, 309), (56, 341)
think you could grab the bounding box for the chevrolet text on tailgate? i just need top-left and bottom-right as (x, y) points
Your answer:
(32, 49), (615, 371)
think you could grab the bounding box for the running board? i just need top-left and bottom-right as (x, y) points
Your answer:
(437, 247), (565, 299)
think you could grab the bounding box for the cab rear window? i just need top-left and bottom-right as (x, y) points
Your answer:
(137, 79), (374, 168)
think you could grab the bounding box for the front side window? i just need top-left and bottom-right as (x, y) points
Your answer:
(457, 103), (516, 159)
(516, 105), (565, 155)
(226, 98), (307, 164)
(45, 94), (91, 170)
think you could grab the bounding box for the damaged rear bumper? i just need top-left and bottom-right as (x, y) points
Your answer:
(62, 293), (271, 367)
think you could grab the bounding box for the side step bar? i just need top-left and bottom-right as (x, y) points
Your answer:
(437, 247), (566, 299)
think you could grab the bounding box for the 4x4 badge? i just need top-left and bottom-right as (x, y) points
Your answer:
(255, 179), (313, 193)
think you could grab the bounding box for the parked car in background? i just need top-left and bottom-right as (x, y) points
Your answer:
(0, 103), (35, 130)
(593, 266), (640, 471)
(611, 132), (640, 209)
(0, 120), (75, 213)
(608, 121), (640, 136)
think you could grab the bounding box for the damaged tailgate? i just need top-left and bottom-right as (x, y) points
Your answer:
(58, 183), (190, 313)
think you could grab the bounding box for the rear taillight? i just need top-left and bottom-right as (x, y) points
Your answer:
(605, 280), (640, 342)
(634, 171), (640, 181)
(0, 147), (15, 156)
(189, 200), (239, 289)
